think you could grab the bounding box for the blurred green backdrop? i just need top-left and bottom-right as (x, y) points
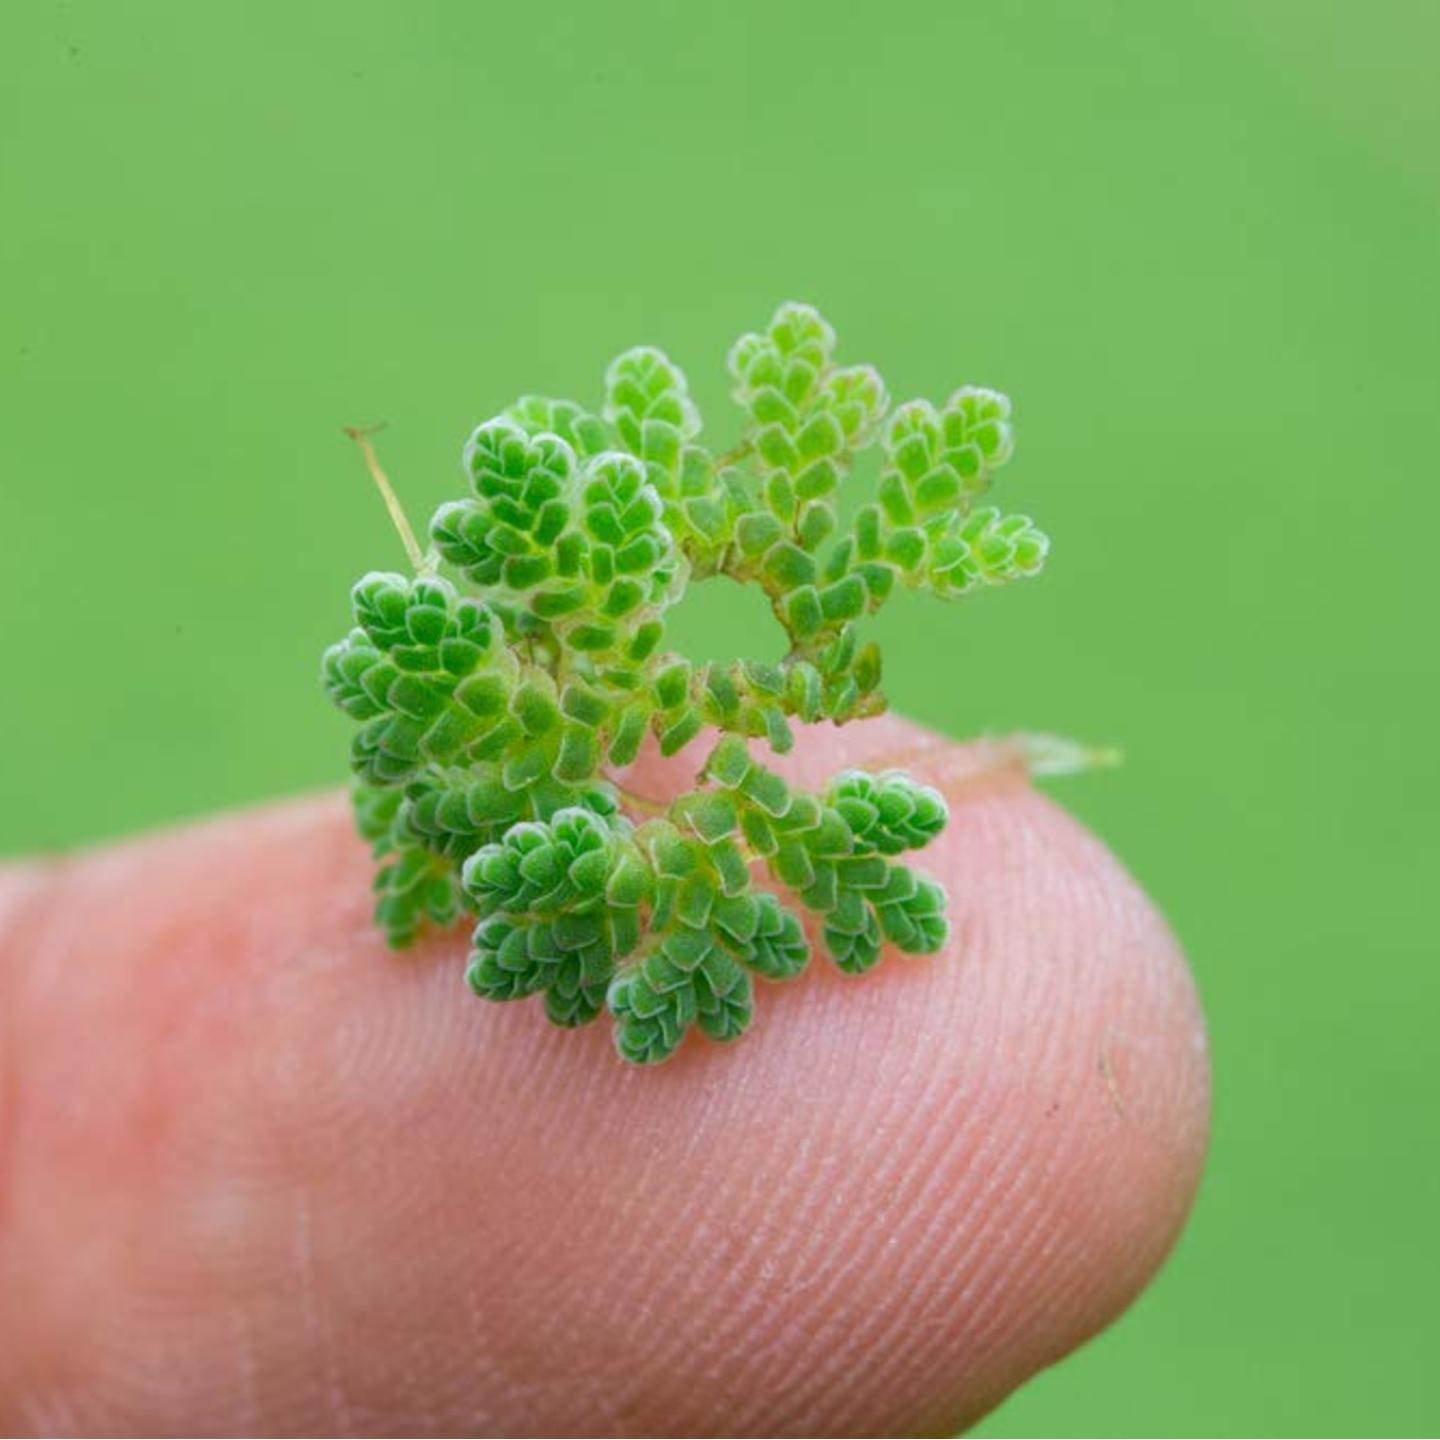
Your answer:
(2, 2), (1436, 1434)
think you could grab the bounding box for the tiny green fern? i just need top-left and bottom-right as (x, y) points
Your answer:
(323, 302), (1049, 1064)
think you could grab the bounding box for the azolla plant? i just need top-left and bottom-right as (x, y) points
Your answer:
(322, 303), (1048, 1063)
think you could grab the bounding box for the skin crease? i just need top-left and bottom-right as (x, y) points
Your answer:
(0, 716), (1210, 1438)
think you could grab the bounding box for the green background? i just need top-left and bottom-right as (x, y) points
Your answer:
(3, 2), (1436, 1434)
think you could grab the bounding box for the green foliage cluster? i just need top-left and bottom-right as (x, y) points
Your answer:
(323, 303), (1048, 1063)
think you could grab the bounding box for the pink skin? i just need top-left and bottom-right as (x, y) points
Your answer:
(0, 717), (1209, 1437)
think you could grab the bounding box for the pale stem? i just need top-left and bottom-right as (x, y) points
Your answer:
(711, 441), (752, 471)
(344, 424), (426, 572)
(614, 784), (669, 818)
(1013, 731), (1123, 777)
(860, 730), (1122, 799)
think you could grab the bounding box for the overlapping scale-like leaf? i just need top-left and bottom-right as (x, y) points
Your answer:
(826, 770), (948, 855)
(702, 736), (950, 974)
(322, 300), (1046, 1058)
(502, 395), (611, 457)
(607, 927), (755, 1064)
(322, 572), (513, 786)
(397, 765), (620, 860)
(724, 302), (893, 669)
(373, 844), (465, 949)
(604, 346), (701, 482)
(878, 390), (1014, 526)
(925, 505), (1050, 596)
(460, 805), (648, 1028)
(823, 386), (1045, 605)
(728, 301), (888, 546)
(463, 805), (619, 915)
(568, 451), (681, 649)
(602, 345), (741, 567)
(348, 782), (465, 947)
(435, 420), (683, 663)
(465, 914), (618, 1027)
(433, 421), (581, 594)
(738, 891), (810, 980)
